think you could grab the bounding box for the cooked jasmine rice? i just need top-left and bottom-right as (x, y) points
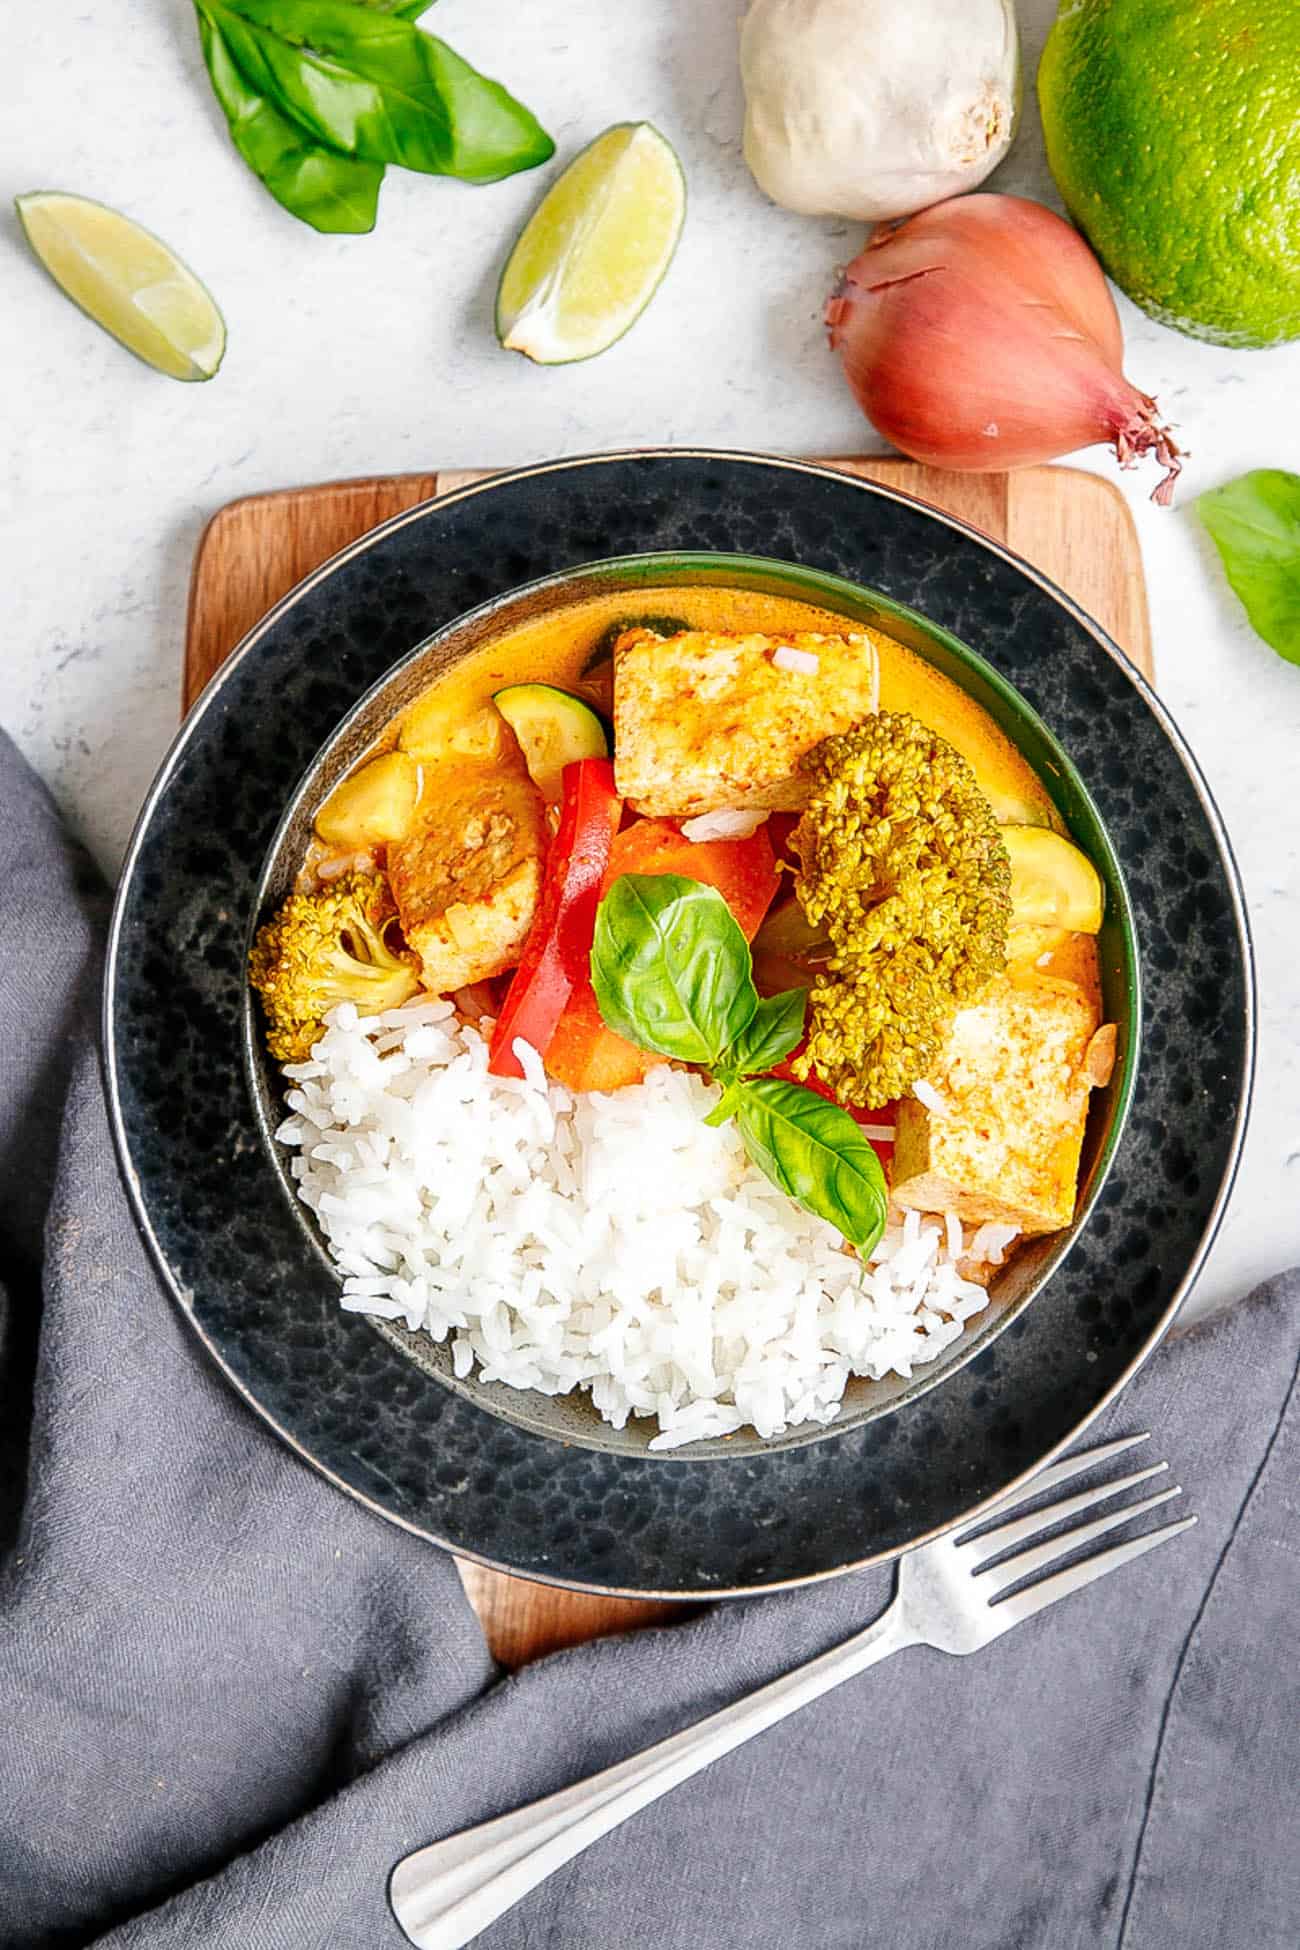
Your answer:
(277, 997), (993, 1450)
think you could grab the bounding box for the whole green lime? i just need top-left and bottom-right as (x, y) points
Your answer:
(1039, 0), (1300, 348)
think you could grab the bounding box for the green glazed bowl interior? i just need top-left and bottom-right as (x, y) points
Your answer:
(246, 551), (1140, 1460)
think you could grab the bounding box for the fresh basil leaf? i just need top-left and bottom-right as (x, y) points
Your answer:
(203, 0), (553, 184)
(701, 1082), (742, 1128)
(720, 987), (806, 1079)
(196, 4), (384, 232)
(731, 1077), (888, 1253)
(360, 0), (436, 17)
(1199, 469), (1300, 665)
(591, 874), (758, 1067)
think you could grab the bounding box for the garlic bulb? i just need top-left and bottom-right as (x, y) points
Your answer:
(740, 0), (1020, 222)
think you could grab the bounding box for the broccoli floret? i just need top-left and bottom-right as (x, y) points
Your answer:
(790, 713), (1010, 1108)
(249, 869), (421, 1064)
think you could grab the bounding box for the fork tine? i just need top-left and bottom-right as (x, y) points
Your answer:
(950, 1433), (1151, 1538)
(961, 1462), (1169, 1562)
(986, 1513), (1198, 1634)
(976, 1485), (1183, 1594)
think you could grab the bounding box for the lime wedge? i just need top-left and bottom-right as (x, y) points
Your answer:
(15, 192), (226, 382)
(495, 123), (685, 364)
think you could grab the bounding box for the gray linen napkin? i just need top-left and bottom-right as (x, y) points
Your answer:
(1, 726), (1296, 1950)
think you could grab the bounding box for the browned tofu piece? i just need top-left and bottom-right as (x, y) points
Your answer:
(387, 766), (547, 994)
(613, 627), (880, 817)
(891, 972), (1107, 1237)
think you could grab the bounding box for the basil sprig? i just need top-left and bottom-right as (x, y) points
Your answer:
(196, 8), (386, 233)
(591, 876), (758, 1065)
(591, 874), (888, 1253)
(194, 0), (554, 233)
(723, 987), (808, 1078)
(1198, 469), (1300, 665)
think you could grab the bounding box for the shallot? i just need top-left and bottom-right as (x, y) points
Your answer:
(826, 194), (1183, 503)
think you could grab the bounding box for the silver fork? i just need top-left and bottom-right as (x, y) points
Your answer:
(390, 1434), (1194, 1950)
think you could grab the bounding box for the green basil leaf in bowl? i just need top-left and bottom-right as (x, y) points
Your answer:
(591, 873), (757, 1067)
(722, 986), (807, 1079)
(731, 1076), (888, 1254)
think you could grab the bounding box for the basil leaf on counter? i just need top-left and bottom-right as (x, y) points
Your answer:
(1199, 469), (1300, 666)
(720, 987), (807, 1079)
(731, 1077), (888, 1253)
(199, 0), (553, 187)
(591, 874), (757, 1066)
(196, 5), (384, 232)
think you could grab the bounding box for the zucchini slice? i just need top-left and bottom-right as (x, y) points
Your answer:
(1001, 826), (1104, 933)
(494, 684), (608, 801)
(581, 612), (691, 676)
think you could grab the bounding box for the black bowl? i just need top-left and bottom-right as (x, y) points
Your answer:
(105, 452), (1252, 1596)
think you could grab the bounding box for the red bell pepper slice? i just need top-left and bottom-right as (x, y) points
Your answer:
(604, 819), (781, 939)
(765, 811), (802, 865)
(487, 758), (621, 1079)
(543, 819), (782, 1094)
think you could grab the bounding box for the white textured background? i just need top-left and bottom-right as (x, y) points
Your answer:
(4, 0), (1297, 1312)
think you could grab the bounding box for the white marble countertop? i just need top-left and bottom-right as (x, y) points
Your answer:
(6, 0), (1297, 1317)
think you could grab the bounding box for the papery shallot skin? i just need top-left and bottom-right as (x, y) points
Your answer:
(827, 195), (1181, 502)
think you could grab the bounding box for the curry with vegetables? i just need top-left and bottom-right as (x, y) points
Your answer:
(252, 581), (1116, 1277)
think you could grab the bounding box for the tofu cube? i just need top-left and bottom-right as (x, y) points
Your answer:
(891, 974), (1104, 1237)
(387, 766), (547, 994)
(613, 628), (880, 817)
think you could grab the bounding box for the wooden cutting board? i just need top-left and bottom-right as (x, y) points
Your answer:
(183, 457), (1153, 1668)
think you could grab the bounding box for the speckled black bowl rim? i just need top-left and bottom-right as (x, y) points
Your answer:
(104, 451), (1254, 1600)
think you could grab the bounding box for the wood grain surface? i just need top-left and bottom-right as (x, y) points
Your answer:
(185, 460), (1152, 706)
(183, 456), (1154, 1669)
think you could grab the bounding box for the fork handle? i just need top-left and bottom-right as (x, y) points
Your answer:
(389, 1598), (918, 1950)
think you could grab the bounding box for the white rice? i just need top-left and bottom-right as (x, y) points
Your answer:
(276, 998), (992, 1451)
(680, 807), (770, 842)
(968, 1221), (1020, 1268)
